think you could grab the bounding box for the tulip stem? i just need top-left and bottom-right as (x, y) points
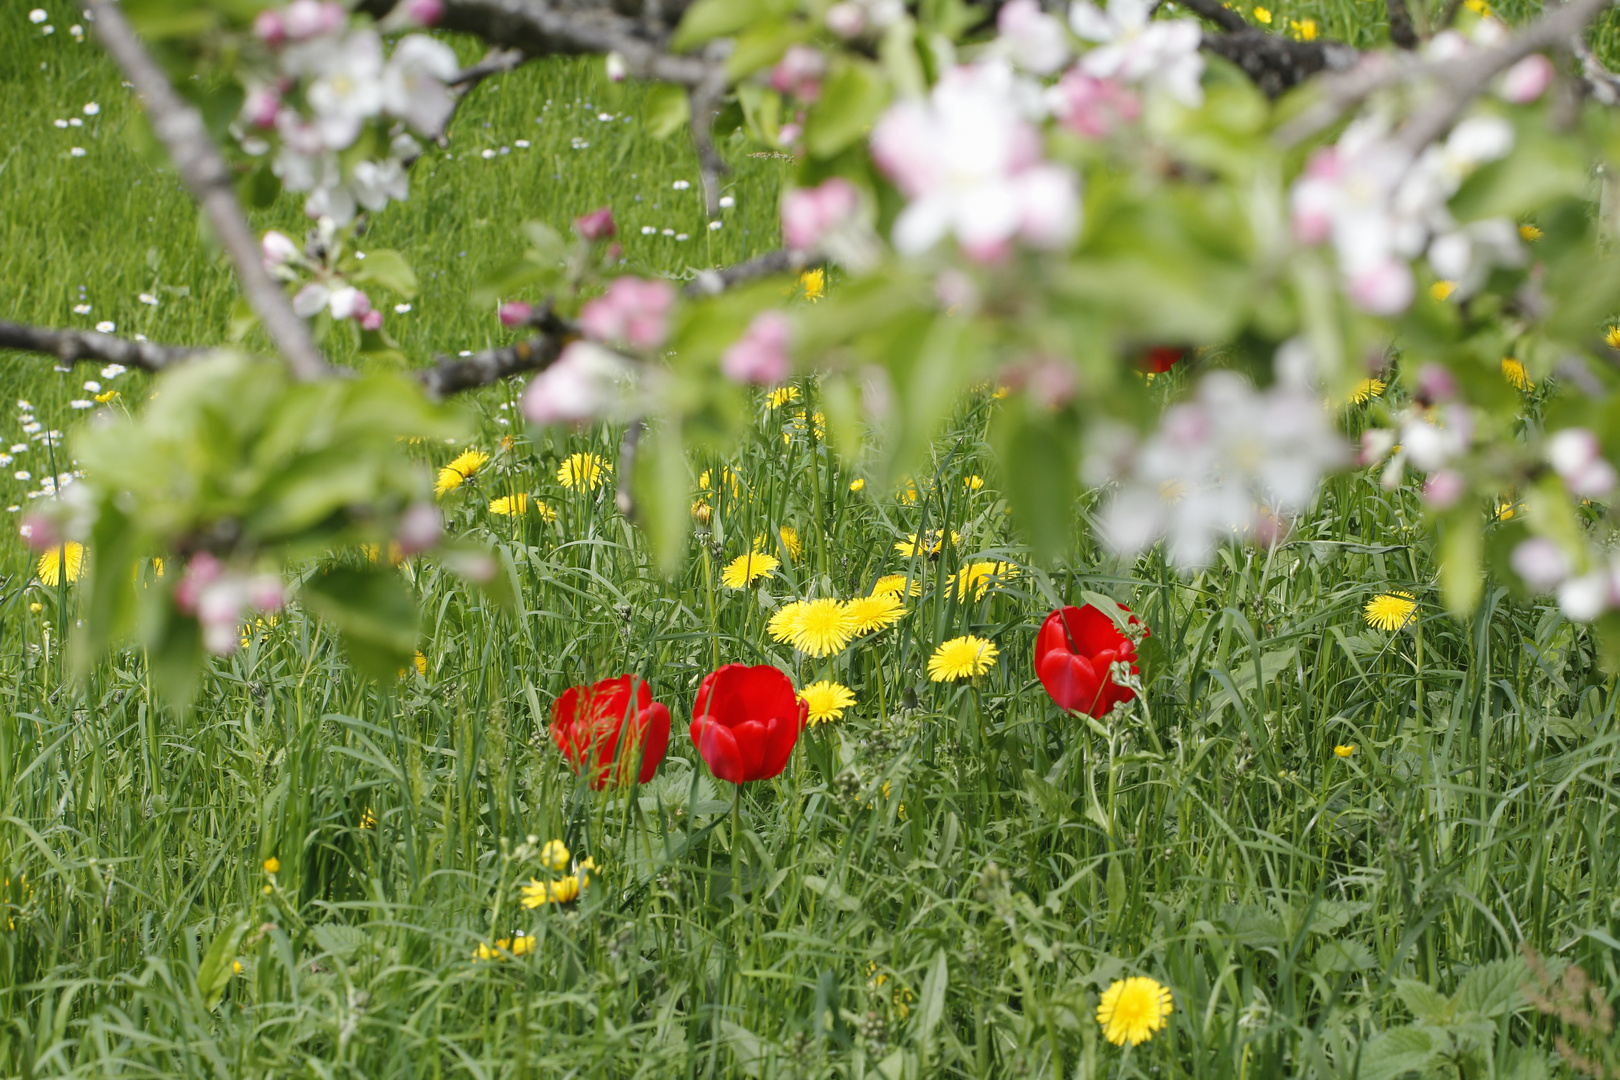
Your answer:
(729, 785), (742, 901)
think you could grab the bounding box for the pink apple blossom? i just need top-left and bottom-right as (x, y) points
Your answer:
(397, 503), (442, 555)
(579, 277), (675, 350)
(1500, 54), (1553, 103)
(720, 312), (793, 386)
(1048, 70), (1140, 138)
(781, 178), (858, 252)
(521, 341), (633, 424)
(771, 46), (826, 100)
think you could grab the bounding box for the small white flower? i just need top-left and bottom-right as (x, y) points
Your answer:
(72, 304), (91, 315)
(719, 195), (736, 208)
(708, 220), (722, 231)
(661, 228), (674, 236)
(481, 148), (496, 159)
(394, 302), (412, 313)
(53, 119), (67, 129)
(69, 147), (85, 157)
(68, 117), (81, 127)
(14, 471), (31, 481)
(83, 380), (100, 392)
(0, 456), (10, 467)
(515, 139), (530, 148)
(9, 444), (25, 453)
(41, 24), (53, 35)
(101, 364), (125, 378)
(138, 292), (158, 306)
(675, 233), (689, 241)
(70, 24), (82, 38)
(641, 226), (655, 235)
(69, 400), (93, 410)
(95, 321), (114, 333)
(598, 112), (614, 121)
(83, 102), (99, 116)
(673, 180), (690, 190)
(29, 9), (47, 24)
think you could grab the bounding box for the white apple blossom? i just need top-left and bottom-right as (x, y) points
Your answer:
(380, 35), (460, 136)
(996, 0), (1072, 76)
(305, 30), (385, 150)
(1068, 0), (1204, 106)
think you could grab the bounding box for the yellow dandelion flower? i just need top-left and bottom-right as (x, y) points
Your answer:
(520, 874), (580, 907)
(800, 268), (825, 302)
(507, 933), (537, 956)
(849, 477), (866, 493)
(1605, 326), (1620, 350)
(801, 680), (856, 725)
(1334, 744), (1356, 757)
(699, 466), (742, 499)
(767, 600), (809, 645)
(1253, 5), (1271, 21)
(263, 857), (280, 874)
(1363, 591), (1417, 632)
(766, 386), (801, 409)
(948, 560), (1018, 601)
(489, 493), (530, 515)
(1289, 17), (1316, 39)
(540, 839), (570, 872)
(28, 602), (41, 613)
(871, 574), (922, 598)
(558, 452), (611, 491)
(1519, 224), (1542, 242)
(152, 557), (164, 577)
(782, 409), (826, 445)
(1348, 378), (1386, 405)
(1430, 280), (1456, 302)
(1494, 500), (1518, 520)
(1097, 977), (1173, 1047)
(359, 808), (376, 830)
(435, 448), (489, 498)
(1463, 0), (1492, 13)
(691, 499), (712, 524)
(963, 475), (985, 492)
(894, 530), (961, 559)
(1501, 357), (1532, 391)
(755, 526), (803, 562)
(93, 390), (119, 403)
(927, 635), (999, 681)
(844, 591), (905, 633)
(721, 551), (779, 589)
(788, 598), (859, 658)
(37, 542), (85, 586)
(896, 478), (920, 505)
(414, 651), (428, 676)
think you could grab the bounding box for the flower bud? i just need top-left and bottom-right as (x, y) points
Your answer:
(261, 230), (299, 268)
(574, 206), (616, 241)
(605, 52), (627, 82)
(1420, 468), (1465, 509)
(498, 301), (534, 328)
(253, 8), (286, 46)
(825, 2), (866, 37)
(402, 0), (445, 26)
(720, 312), (792, 386)
(1512, 538), (1570, 592)
(397, 502), (442, 555)
(1500, 54), (1553, 104)
(360, 309), (384, 332)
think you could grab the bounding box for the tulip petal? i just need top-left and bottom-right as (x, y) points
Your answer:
(1038, 650), (1101, 714)
(636, 703), (671, 784)
(691, 716), (746, 784)
(757, 706), (805, 780)
(731, 719), (770, 780)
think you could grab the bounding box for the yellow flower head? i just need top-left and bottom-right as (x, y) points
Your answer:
(894, 530), (961, 559)
(37, 541), (85, 586)
(359, 807), (376, 830)
(766, 386), (801, 409)
(871, 574), (923, 598)
(1348, 378), (1386, 406)
(263, 857), (280, 875)
(558, 452), (611, 491)
(800, 268), (825, 302)
(435, 448), (489, 498)
(1334, 744), (1356, 758)
(1519, 224), (1542, 242)
(756, 526), (803, 562)
(849, 477), (866, 493)
(787, 598), (858, 658)
(1430, 280), (1457, 302)
(1252, 5), (1271, 21)
(722, 551), (779, 589)
(767, 601), (809, 645)
(1501, 357), (1532, 391)
(1495, 500), (1518, 521)
(93, 389), (119, 404)
(540, 839), (570, 872)
(896, 478), (920, 505)
(489, 493), (530, 515)
(927, 635), (999, 681)
(1097, 977), (1173, 1047)
(699, 466), (742, 500)
(1463, 0), (1492, 14)
(963, 475), (985, 492)
(1605, 326), (1620, 350)
(801, 680), (856, 725)
(474, 934), (538, 962)
(782, 409), (825, 445)
(1289, 17), (1316, 39)
(691, 499), (712, 524)
(844, 591), (906, 634)
(414, 651), (428, 676)
(1363, 591), (1417, 632)
(949, 560), (1018, 601)
(521, 874), (581, 907)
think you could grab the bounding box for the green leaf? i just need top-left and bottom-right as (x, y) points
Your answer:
(725, 19), (812, 81)
(1454, 957), (1529, 1019)
(351, 249), (418, 299)
(633, 421), (691, 576)
(76, 502), (138, 665)
(803, 61), (890, 159)
(642, 84), (692, 140)
(241, 162), (282, 210)
(1439, 512), (1483, 616)
(1393, 978), (1455, 1025)
(471, 254), (563, 309)
(992, 410), (1077, 565)
(301, 567), (419, 681)
(143, 601), (205, 706)
(917, 950), (948, 1042)
(672, 0), (786, 50)
(1357, 1027), (1438, 1080)
(196, 914), (249, 1010)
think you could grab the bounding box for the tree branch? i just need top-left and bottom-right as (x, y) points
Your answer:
(86, 1), (330, 381)
(683, 249), (813, 297)
(415, 334), (569, 398)
(0, 321), (205, 373)
(1202, 29), (1360, 97)
(1386, 0), (1420, 49)
(1176, 0), (1252, 36)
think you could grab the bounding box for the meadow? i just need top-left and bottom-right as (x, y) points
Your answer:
(3, 3), (1620, 1078)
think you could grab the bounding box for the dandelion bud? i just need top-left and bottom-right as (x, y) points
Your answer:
(574, 206), (616, 241)
(261, 230), (299, 268)
(498, 301), (534, 328)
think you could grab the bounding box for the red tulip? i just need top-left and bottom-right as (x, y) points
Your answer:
(1139, 346), (1186, 374)
(689, 664), (807, 784)
(1035, 604), (1147, 718)
(550, 675), (670, 789)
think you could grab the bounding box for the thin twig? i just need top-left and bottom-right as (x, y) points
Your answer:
(86, 1), (330, 381)
(0, 320), (205, 373)
(683, 250), (814, 297)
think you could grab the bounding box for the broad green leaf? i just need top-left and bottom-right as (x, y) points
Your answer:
(143, 600), (205, 705)
(633, 420), (691, 576)
(350, 249), (418, 299)
(1439, 513), (1483, 616)
(917, 949), (948, 1042)
(196, 914), (249, 1010)
(1357, 1027), (1438, 1080)
(725, 19), (812, 80)
(1393, 978), (1455, 1025)
(471, 254), (563, 309)
(642, 84), (692, 140)
(992, 410), (1077, 565)
(803, 61), (890, 159)
(301, 567), (419, 681)
(672, 0), (773, 50)
(1454, 957), (1529, 1019)
(76, 502), (138, 665)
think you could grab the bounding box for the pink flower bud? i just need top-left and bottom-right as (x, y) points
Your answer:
(825, 2), (866, 37)
(360, 309), (384, 332)
(1026, 357), (1077, 411)
(397, 502), (442, 555)
(721, 311), (792, 386)
(574, 206), (616, 240)
(770, 46), (827, 100)
(253, 8), (286, 46)
(777, 122), (802, 148)
(261, 230), (299, 268)
(402, 0), (444, 26)
(579, 277), (675, 349)
(1050, 70), (1139, 138)
(19, 513), (59, 551)
(781, 178), (858, 252)
(498, 301), (534, 328)
(244, 87), (281, 129)
(284, 0), (344, 41)
(349, 290), (372, 319)
(1500, 54), (1553, 104)
(1414, 363), (1457, 404)
(251, 576), (286, 612)
(1421, 468), (1465, 509)
(1347, 260), (1415, 316)
(1512, 538), (1570, 592)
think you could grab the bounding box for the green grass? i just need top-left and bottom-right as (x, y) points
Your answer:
(3, 3), (1620, 1078)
